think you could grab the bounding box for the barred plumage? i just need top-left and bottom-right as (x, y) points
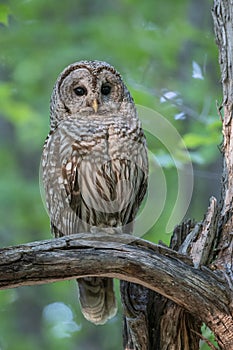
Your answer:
(42, 60), (148, 325)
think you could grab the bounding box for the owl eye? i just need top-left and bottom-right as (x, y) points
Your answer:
(101, 84), (111, 95)
(74, 86), (87, 96)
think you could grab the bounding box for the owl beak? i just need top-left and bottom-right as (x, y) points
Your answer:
(92, 99), (99, 113)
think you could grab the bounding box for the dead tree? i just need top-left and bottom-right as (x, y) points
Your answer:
(1, 1), (233, 349)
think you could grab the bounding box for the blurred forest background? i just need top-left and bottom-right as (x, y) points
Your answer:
(0, 0), (221, 349)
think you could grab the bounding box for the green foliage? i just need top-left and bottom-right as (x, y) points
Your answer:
(200, 324), (219, 349)
(0, 0), (221, 348)
(0, 4), (11, 26)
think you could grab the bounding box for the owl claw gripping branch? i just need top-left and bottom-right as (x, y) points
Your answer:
(42, 60), (148, 325)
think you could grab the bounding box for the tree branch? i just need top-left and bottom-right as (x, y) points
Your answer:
(1, 232), (233, 347)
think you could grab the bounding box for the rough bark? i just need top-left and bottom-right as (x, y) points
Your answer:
(212, 0), (233, 272)
(121, 219), (202, 350)
(0, 232), (233, 348)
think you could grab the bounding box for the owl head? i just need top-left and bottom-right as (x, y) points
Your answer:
(50, 60), (135, 129)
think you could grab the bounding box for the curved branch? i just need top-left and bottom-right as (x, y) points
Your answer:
(0, 232), (232, 345)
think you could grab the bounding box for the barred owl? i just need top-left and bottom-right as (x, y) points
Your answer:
(42, 60), (148, 325)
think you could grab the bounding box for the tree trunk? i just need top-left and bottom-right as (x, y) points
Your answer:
(212, 0), (233, 271)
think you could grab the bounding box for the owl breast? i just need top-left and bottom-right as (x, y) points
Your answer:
(42, 113), (148, 236)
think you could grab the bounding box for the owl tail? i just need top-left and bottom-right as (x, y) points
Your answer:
(77, 277), (117, 325)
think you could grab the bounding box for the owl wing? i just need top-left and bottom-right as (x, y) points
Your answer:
(42, 126), (86, 237)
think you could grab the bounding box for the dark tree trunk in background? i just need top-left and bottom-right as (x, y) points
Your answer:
(121, 220), (201, 350)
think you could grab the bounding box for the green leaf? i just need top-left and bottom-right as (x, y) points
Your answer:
(183, 132), (221, 148)
(0, 5), (11, 26)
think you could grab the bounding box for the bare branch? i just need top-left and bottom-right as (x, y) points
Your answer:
(0, 232), (233, 348)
